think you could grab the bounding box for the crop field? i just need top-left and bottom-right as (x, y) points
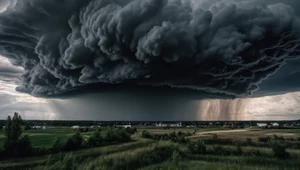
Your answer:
(0, 128), (95, 148)
(0, 127), (300, 170)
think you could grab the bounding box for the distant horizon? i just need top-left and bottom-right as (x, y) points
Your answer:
(0, 119), (299, 122)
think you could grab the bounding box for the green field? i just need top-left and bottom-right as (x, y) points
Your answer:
(0, 128), (94, 148)
(0, 127), (300, 170)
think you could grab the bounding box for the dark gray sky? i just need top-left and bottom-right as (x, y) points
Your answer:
(0, 0), (9, 12)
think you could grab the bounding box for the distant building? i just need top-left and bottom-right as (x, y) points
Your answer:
(32, 126), (47, 129)
(71, 125), (80, 129)
(271, 123), (279, 127)
(156, 122), (182, 127)
(115, 125), (132, 128)
(123, 125), (132, 128)
(156, 123), (168, 127)
(257, 123), (267, 128)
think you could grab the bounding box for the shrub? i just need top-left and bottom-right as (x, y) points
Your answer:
(246, 138), (252, 145)
(272, 141), (289, 158)
(64, 131), (83, 151)
(124, 127), (137, 135)
(104, 128), (131, 143)
(0, 148), (5, 160)
(171, 149), (181, 164)
(88, 130), (102, 147)
(236, 144), (242, 155)
(51, 137), (65, 152)
(212, 145), (224, 154)
(247, 149), (262, 157)
(186, 132), (192, 136)
(142, 130), (152, 139)
(16, 135), (32, 156)
(188, 140), (206, 154)
(273, 135), (285, 141)
(258, 136), (271, 143)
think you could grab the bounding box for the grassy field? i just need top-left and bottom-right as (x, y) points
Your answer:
(0, 128), (102, 148)
(0, 127), (300, 170)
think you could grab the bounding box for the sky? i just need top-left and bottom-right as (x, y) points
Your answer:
(0, 0), (300, 121)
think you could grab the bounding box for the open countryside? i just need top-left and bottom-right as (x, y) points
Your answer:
(0, 115), (300, 170)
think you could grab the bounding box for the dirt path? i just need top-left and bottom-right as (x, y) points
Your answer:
(188, 129), (250, 138)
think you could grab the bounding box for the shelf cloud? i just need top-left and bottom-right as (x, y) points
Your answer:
(0, 0), (299, 97)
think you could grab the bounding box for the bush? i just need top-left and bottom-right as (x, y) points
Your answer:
(246, 149), (262, 157)
(0, 148), (5, 160)
(171, 149), (181, 164)
(273, 135), (285, 141)
(64, 131), (83, 151)
(271, 141), (289, 158)
(16, 135), (32, 156)
(236, 144), (242, 155)
(203, 138), (234, 145)
(258, 136), (271, 143)
(212, 145), (224, 154)
(88, 130), (103, 147)
(142, 130), (152, 139)
(188, 140), (206, 154)
(51, 137), (65, 152)
(246, 138), (252, 145)
(124, 127), (137, 135)
(104, 128), (131, 143)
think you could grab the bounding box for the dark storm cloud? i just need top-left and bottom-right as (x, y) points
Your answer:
(0, 0), (299, 97)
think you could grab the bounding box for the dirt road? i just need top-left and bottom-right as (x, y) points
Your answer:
(187, 129), (250, 138)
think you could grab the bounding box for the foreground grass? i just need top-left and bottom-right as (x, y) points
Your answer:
(141, 160), (298, 170)
(1, 128), (300, 170)
(0, 138), (155, 170)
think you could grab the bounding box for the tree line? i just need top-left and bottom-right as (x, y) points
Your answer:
(0, 113), (136, 159)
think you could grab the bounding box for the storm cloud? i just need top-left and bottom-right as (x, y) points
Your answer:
(0, 0), (299, 97)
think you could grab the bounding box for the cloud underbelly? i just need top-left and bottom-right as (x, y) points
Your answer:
(0, 0), (299, 97)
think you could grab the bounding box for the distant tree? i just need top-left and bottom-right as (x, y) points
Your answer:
(3, 112), (32, 156)
(24, 124), (32, 130)
(3, 112), (23, 154)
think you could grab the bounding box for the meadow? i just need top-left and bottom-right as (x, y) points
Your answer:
(0, 126), (300, 170)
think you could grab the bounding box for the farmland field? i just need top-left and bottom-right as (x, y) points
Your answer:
(0, 127), (300, 170)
